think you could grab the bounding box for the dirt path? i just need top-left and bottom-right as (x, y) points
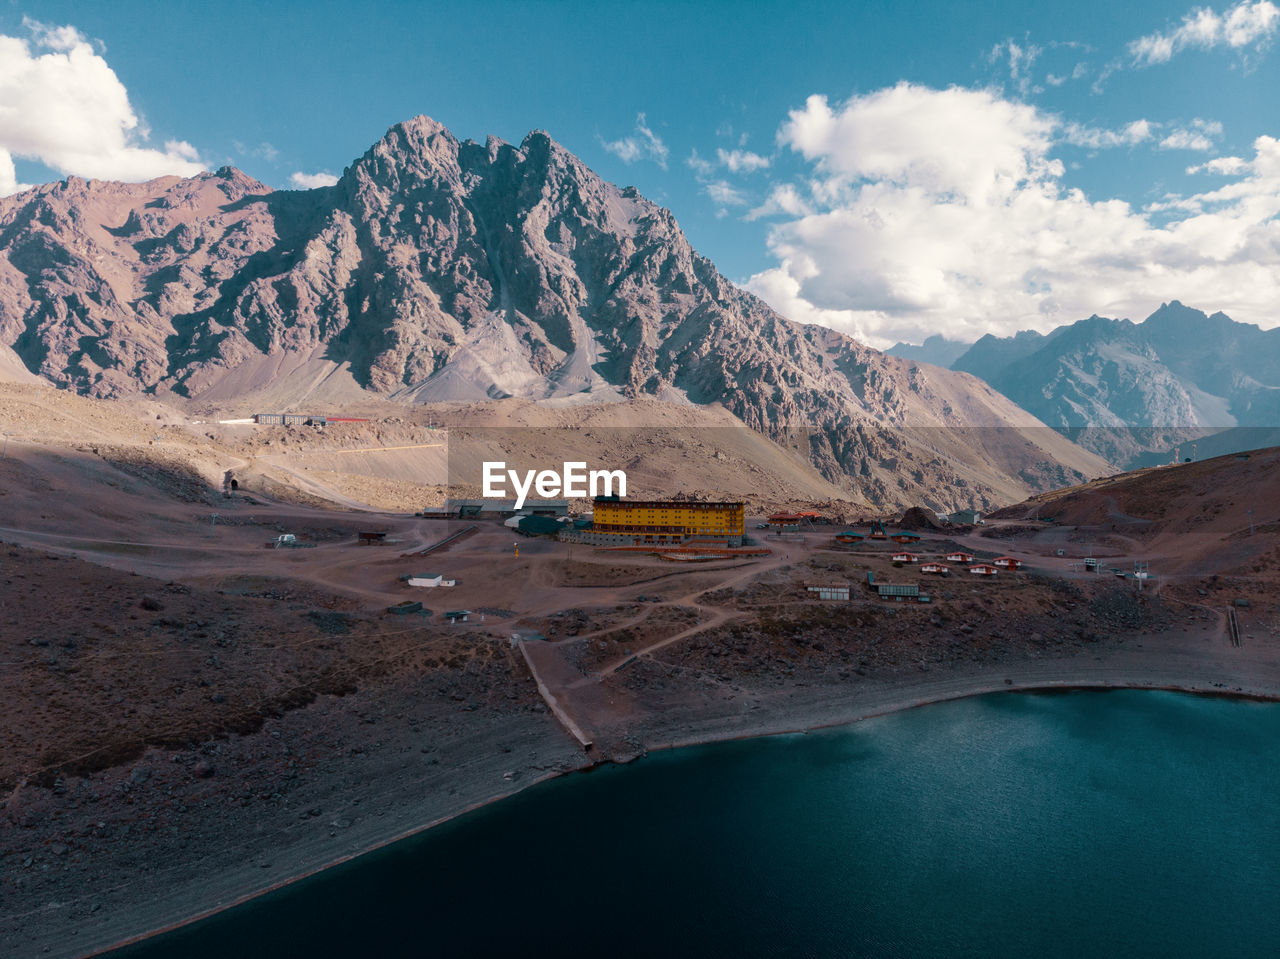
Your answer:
(1161, 592), (1229, 644)
(257, 455), (381, 511)
(590, 605), (739, 679)
(566, 548), (790, 684)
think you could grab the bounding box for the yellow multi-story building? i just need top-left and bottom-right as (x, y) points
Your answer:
(591, 496), (746, 546)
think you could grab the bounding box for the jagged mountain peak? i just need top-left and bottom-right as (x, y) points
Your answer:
(353, 116), (578, 181)
(1144, 299), (1205, 326)
(0, 114), (1107, 508)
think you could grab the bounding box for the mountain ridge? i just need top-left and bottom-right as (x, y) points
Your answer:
(0, 114), (1108, 509)
(947, 300), (1280, 465)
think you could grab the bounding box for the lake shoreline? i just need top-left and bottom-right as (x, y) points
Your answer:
(85, 633), (1280, 959)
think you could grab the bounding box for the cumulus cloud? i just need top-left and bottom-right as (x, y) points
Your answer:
(745, 183), (814, 221)
(1159, 118), (1224, 151)
(1187, 155), (1250, 174)
(289, 171), (339, 189)
(1160, 130), (1214, 151)
(746, 83), (1280, 348)
(600, 113), (669, 169)
(1130, 1), (1280, 65)
(0, 19), (205, 196)
(777, 87), (1060, 206)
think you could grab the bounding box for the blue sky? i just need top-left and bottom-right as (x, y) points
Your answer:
(2, 0), (1279, 346)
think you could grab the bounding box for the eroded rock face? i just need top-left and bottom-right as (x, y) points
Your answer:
(0, 116), (1100, 506)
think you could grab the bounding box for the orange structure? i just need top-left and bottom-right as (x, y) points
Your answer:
(594, 497), (745, 546)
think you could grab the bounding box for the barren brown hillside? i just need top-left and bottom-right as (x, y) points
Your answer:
(990, 447), (1280, 583)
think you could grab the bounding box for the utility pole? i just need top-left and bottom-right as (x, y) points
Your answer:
(1, 433), (7, 459)
(1248, 508), (1255, 535)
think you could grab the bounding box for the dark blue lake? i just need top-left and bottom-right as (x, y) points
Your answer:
(112, 690), (1280, 958)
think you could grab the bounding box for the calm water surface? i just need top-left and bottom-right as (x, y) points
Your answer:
(112, 690), (1280, 958)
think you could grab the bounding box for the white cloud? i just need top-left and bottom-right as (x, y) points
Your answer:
(600, 113), (669, 169)
(1063, 119), (1154, 149)
(1159, 118), (1224, 151)
(777, 87), (1060, 206)
(1062, 118), (1220, 152)
(289, 171), (339, 189)
(1130, 1), (1280, 65)
(747, 83), (1280, 348)
(167, 140), (201, 163)
(716, 147), (770, 173)
(686, 148), (715, 177)
(745, 183), (814, 221)
(0, 19), (205, 196)
(989, 38), (1043, 96)
(1047, 61), (1092, 86)
(0, 151), (28, 197)
(1188, 155), (1250, 174)
(21, 18), (85, 52)
(235, 140), (281, 164)
(705, 180), (747, 208)
(689, 146), (771, 178)
(687, 145), (769, 215)
(1160, 130), (1215, 151)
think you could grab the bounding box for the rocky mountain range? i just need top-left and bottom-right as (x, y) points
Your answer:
(938, 302), (1280, 466)
(0, 115), (1107, 509)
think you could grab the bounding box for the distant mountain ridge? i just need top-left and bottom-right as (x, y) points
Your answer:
(885, 334), (970, 368)
(0, 115), (1107, 508)
(946, 301), (1280, 465)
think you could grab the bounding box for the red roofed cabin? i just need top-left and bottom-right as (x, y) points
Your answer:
(969, 564), (1000, 576)
(891, 532), (922, 544)
(768, 512), (805, 526)
(921, 562), (950, 575)
(891, 552), (919, 563)
(993, 556), (1023, 569)
(946, 552), (975, 563)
